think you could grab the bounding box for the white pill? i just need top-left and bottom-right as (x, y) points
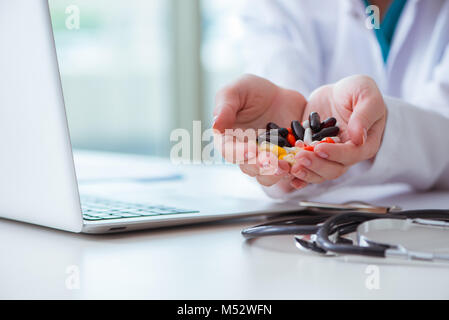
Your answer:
(302, 120), (310, 130)
(311, 140), (320, 147)
(304, 128), (313, 145)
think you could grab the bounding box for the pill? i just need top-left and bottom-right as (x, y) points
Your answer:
(269, 134), (290, 148)
(309, 112), (321, 133)
(295, 140), (305, 148)
(304, 146), (315, 152)
(311, 141), (320, 147)
(278, 128), (289, 138)
(304, 128), (313, 145)
(321, 117), (337, 129)
(291, 121), (305, 141)
(302, 120), (310, 130)
(319, 137), (336, 145)
(287, 133), (296, 147)
(267, 122), (280, 131)
(330, 136), (341, 143)
(259, 142), (287, 157)
(312, 126), (340, 141)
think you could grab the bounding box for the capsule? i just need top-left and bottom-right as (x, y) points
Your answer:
(291, 121), (305, 141)
(330, 136), (341, 143)
(302, 120), (310, 130)
(309, 112), (321, 133)
(304, 128), (313, 145)
(267, 122), (280, 131)
(269, 133), (290, 148)
(278, 128), (289, 138)
(303, 146), (315, 152)
(259, 142), (287, 157)
(321, 117), (337, 130)
(312, 126), (340, 141)
(287, 133), (296, 147)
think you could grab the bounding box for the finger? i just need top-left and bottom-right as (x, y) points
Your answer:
(293, 150), (348, 180)
(213, 85), (241, 133)
(256, 160), (290, 187)
(256, 174), (286, 187)
(290, 179), (308, 190)
(240, 164), (259, 177)
(258, 155), (290, 176)
(290, 163), (325, 184)
(346, 80), (386, 146)
(214, 133), (258, 164)
(314, 140), (375, 166)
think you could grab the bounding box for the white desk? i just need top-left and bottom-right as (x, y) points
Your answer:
(1, 152), (449, 299)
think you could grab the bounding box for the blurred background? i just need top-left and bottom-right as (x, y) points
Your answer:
(49, 0), (245, 157)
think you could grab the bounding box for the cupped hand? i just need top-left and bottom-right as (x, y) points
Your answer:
(213, 74), (308, 189)
(290, 75), (387, 188)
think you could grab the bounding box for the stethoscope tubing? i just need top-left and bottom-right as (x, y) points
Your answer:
(316, 210), (449, 257)
(243, 209), (449, 257)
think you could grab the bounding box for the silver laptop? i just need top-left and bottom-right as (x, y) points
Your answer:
(0, 0), (300, 234)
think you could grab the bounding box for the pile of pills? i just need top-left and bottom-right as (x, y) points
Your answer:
(257, 112), (341, 165)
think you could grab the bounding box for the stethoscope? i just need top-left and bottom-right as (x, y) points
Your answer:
(242, 202), (449, 263)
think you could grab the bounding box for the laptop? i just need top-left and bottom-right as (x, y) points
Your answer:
(0, 0), (300, 234)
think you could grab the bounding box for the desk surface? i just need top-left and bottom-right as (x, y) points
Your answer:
(1, 152), (449, 299)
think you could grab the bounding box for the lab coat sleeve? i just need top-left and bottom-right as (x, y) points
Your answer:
(239, 0), (323, 97)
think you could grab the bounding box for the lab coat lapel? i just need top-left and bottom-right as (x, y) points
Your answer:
(326, 0), (386, 90)
(385, 0), (420, 95)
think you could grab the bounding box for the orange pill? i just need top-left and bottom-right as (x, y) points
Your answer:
(287, 133), (296, 146)
(325, 137), (335, 144)
(288, 128), (293, 134)
(304, 146), (314, 152)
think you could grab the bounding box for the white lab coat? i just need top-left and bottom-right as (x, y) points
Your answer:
(239, 0), (449, 199)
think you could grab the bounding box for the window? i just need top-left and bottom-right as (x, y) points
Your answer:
(49, 0), (244, 157)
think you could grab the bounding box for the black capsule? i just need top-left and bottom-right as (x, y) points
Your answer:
(312, 126), (340, 141)
(309, 112), (321, 133)
(291, 121), (305, 141)
(278, 128), (289, 138)
(266, 122), (280, 131)
(268, 134), (290, 148)
(321, 117), (337, 130)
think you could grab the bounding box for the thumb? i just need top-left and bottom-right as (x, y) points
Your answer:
(347, 94), (385, 146)
(212, 86), (241, 133)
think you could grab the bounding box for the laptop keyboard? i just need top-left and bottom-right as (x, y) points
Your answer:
(81, 197), (199, 221)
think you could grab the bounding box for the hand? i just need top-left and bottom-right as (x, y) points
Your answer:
(289, 75), (387, 188)
(213, 74), (308, 189)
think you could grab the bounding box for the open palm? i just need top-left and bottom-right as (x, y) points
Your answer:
(213, 74), (307, 134)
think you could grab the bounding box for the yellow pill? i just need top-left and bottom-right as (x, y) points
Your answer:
(259, 142), (287, 157)
(276, 146), (287, 157)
